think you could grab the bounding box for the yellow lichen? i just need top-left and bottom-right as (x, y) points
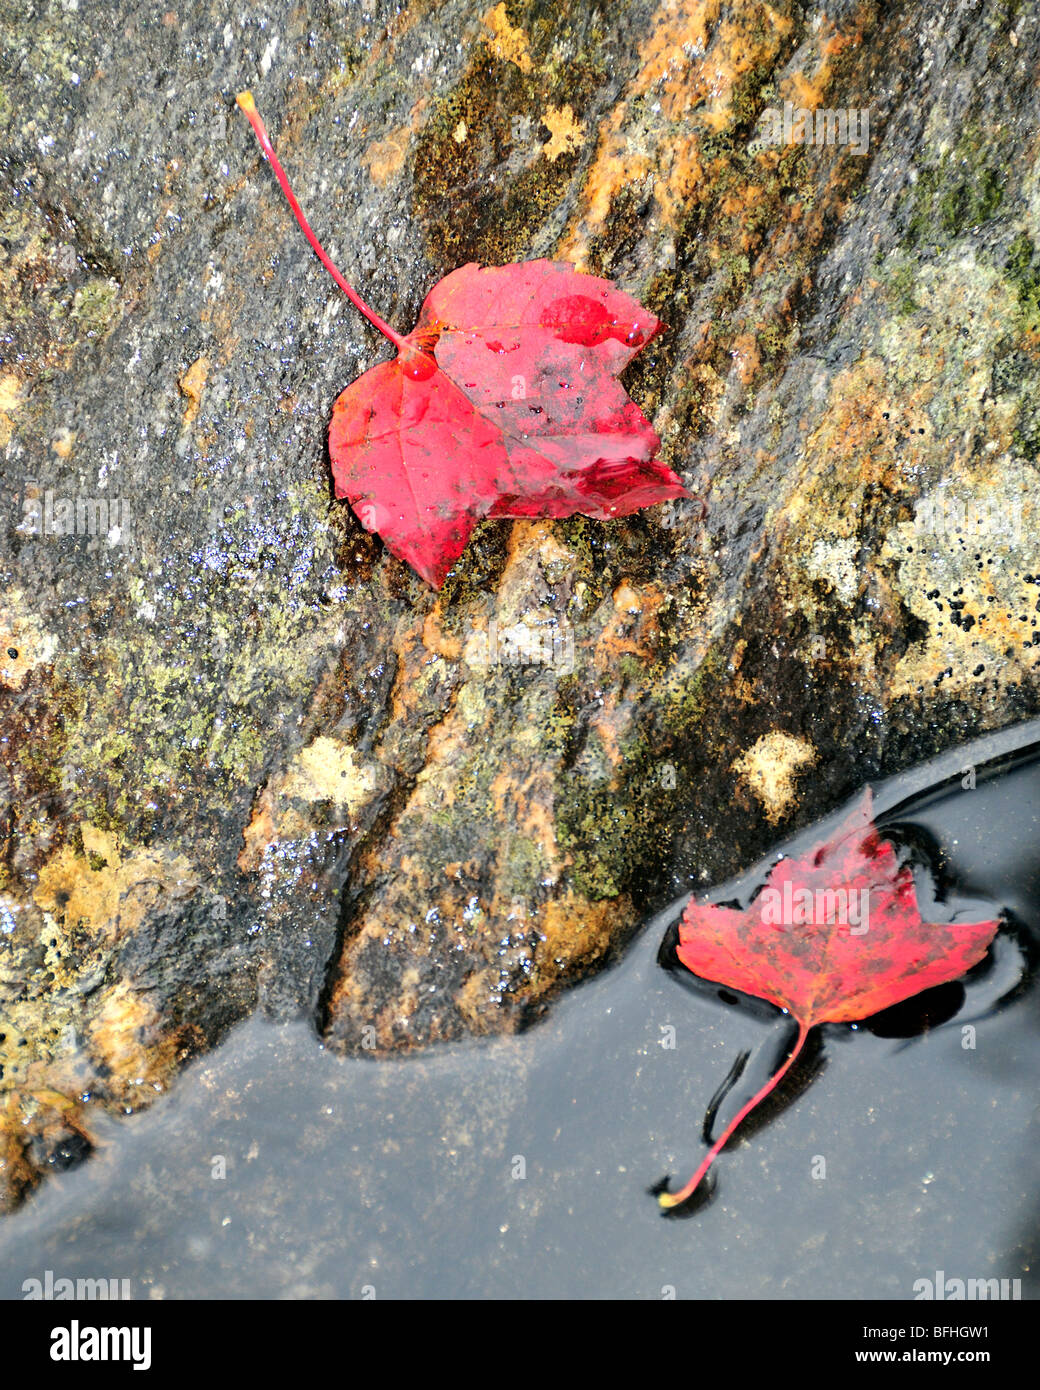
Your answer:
(282, 737), (379, 807)
(481, 3), (533, 72)
(34, 827), (198, 941)
(0, 374), (23, 413)
(50, 427), (76, 459)
(732, 731), (817, 822)
(86, 983), (187, 1104)
(0, 591), (59, 690)
(363, 125), (412, 185)
(239, 736), (381, 870)
(883, 464), (1040, 700)
(541, 104), (585, 162)
(0, 372), (23, 447)
(178, 354), (210, 428)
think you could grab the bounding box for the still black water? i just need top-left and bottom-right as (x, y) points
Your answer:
(1, 722), (1037, 1299)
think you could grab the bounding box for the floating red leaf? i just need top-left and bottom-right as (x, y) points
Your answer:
(237, 93), (688, 587)
(658, 789), (1001, 1209)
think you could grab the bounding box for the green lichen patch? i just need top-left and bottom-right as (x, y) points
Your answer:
(1005, 231), (1040, 330)
(69, 277), (121, 339)
(903, 121), (1011, 250)
(12, 483), (344, 849)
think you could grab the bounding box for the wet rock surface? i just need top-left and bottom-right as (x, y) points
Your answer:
(1, 0), (1039, 1210)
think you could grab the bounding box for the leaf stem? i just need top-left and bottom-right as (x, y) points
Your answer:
(235, 91), (408, 353)
(658, 1020), (811, 1210)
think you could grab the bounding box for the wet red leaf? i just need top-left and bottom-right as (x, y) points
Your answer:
(237, 93), (687, 587)
(658, 789), (1001, 1209)
(330, 262), (687, 586)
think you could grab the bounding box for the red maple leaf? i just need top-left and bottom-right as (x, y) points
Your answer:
(658, 789), (1001, 1209)
(237, 93), (688, 587)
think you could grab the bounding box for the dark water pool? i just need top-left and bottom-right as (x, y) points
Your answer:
(1, 722), (1037, 1299)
